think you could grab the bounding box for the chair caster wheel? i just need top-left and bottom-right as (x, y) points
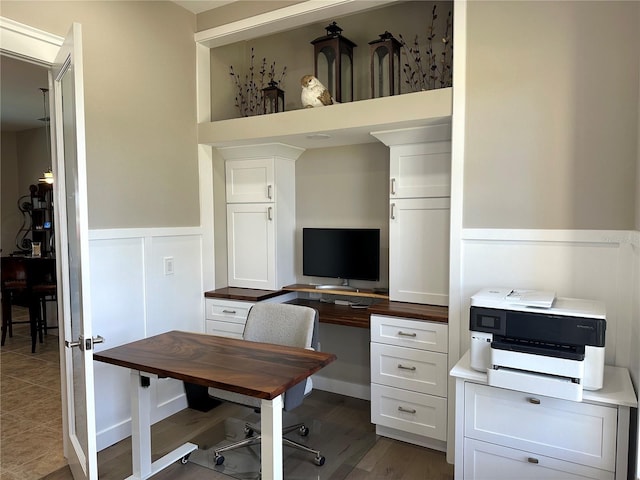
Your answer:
(314, 455), (325, 466)
(214, 454), (225, 466)
(180, 453), (190, 464)
(298, 425), (309, 437)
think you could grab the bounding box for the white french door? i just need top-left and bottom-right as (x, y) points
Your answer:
(52, 22), (99, 480)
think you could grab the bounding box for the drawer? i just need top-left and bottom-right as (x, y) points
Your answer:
(205, 320), (244, 339)
(371, 383), (447, 441)
(371, 343), (447, 397)
(371, 315), (447, 353)
(463, 438), (613, 480)
(205, 298), (253, 323)
(464, 383), (617, 471)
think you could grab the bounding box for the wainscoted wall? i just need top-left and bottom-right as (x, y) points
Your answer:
(88, 227), (205, 450)
(455, 229), (638, 370)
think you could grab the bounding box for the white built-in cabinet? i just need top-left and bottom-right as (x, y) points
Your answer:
(372, 126), (452, 305)
(451, 352), (637, 480)
(370, 314), (449, 451)
(204, 298), (254, 338)
(219, 144), (304, 290)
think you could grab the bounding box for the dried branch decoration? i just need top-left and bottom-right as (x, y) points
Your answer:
(398, 5), (452, 92)
(230, 48), (287, 116)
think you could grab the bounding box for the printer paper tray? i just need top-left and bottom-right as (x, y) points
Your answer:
(491, 348), (585, 379)
(488, 367), (582, 401)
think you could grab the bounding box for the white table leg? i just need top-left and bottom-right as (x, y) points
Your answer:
(130, 370), (152, 479)
(261, 395), (283, 480)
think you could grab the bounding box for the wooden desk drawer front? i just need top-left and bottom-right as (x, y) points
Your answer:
(371, 343), (447, 397)
(371, 315), (447, 353)
(371, 384), (447, 441)
(205, 299), (253, 323)
(464, 383), (617, 471)
(463, 438), (613, 480)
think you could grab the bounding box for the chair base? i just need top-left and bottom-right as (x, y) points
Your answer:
(213, 422), (325, 467)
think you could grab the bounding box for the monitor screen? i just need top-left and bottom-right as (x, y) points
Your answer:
(303, 228), (380, 282)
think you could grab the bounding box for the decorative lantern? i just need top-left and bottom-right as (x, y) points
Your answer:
(310, 22), (356, 103)
(262, 80), (285, 114)
(369, 31), (402, 98)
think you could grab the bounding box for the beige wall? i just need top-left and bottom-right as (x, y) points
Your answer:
(464, 1), (639, 230)
(1, 1), (200, 229)
(1, 132), (20, 254)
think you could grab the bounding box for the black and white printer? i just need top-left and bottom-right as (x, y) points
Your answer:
(469, 288), (606, 401)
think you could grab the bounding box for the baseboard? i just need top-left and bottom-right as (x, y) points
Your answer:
(313, 375), (370, 401)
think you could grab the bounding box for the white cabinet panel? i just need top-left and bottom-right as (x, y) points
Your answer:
(371, 314), (448, 353)
(225, 158), (274, 203)
(463, 438), (613, 480)
(389, 141), (451, 199)
(226, 203), (275, 289)
(371, 343), (447, 397)
(465, 383), (617, 471)
(389, 197), (450, 305)
(371, 384), (447, 441)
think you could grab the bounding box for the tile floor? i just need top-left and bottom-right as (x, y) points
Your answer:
(0, 307), (67, 480)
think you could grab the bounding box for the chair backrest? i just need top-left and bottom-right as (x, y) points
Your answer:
(242, 303), (319, 411)
(243, 303), (318, 350)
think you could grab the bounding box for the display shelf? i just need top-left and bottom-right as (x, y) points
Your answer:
(283, 283), (389, 300)
(198, 88), (452, 150)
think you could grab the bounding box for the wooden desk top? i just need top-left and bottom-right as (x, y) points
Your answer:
(204, 287), (289, 302)
(94, 331), (336, 400)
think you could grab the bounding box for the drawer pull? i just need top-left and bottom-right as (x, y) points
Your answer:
(397, 331), (417, 337)
(397, 406), (417, 414)
(527, 457), (539, 464)
(397, 364), (417, 371)
(528, 397), (541, 405)
(222, 309), (237, 314)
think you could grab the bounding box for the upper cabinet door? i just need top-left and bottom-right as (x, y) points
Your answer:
(225, 158), (275, 203)
(389, 142), (451, 199)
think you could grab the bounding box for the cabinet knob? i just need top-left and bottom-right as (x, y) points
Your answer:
(268, 207), (273, 220)
(222, 309), (237, 314)
(390, 178), (397, 196)
(528, 397), (541, 405)
(390, 203), (396, 220)
(527, 457), (539, 464)
(267, 184), (273, 199)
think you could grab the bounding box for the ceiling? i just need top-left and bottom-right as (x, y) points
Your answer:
(0, 56), (50, 132)
(172, 0), (236, 14)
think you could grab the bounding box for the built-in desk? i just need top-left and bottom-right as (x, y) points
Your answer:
(282, 284), (448, 328)
(204, 285), (449, 329)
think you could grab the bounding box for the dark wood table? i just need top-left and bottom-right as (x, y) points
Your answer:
(94, 330), (337, 480)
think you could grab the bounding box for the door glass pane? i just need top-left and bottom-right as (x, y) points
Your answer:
(60, 58), (88, 456)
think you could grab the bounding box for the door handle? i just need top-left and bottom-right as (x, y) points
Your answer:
(268, 207), (273, 220)
(65, 335), (105, 351)
(267, 184), (273, 199)
(390, 203), (396, 220)
(390, 178), (396, 196)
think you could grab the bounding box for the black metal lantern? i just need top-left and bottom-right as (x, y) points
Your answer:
(262, 80), (285, 114)
(369, 31), (402, 98)
(310, 22), (356, 103)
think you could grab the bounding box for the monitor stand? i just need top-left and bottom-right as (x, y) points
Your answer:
(314, 279), (357, 292)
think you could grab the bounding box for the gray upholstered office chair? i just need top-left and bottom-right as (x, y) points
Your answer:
(208, 302), (325, 467)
